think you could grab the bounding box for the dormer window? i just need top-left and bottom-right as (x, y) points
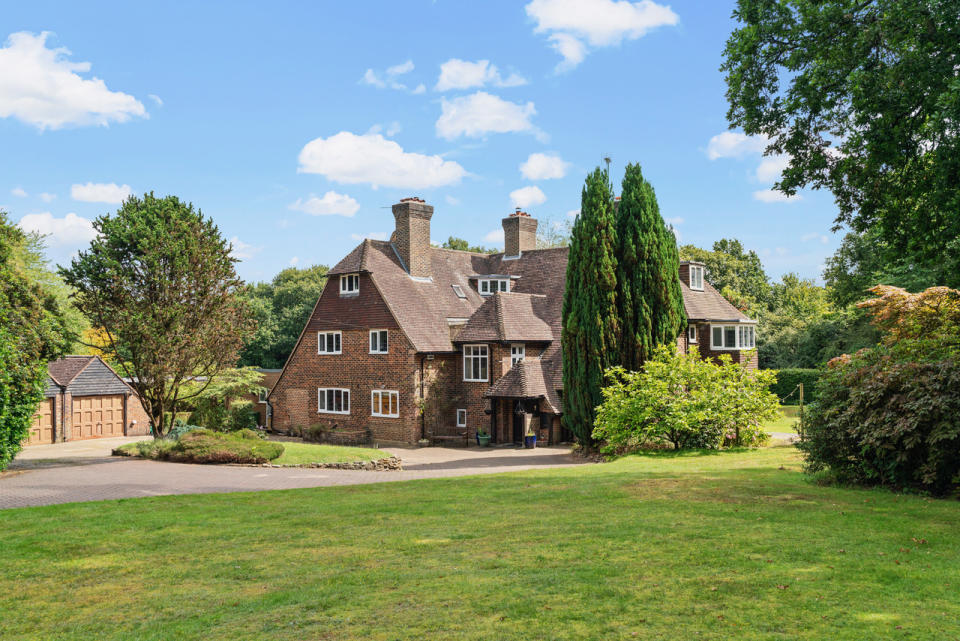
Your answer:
(452, 284), (467, 299)
(340, 273), (360, 295)
(689, 265), (704, 291)
(478, 278), (510, 296)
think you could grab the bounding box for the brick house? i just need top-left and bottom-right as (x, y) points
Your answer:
(25, 355), (152, 445)
(269, 198), (757, 446)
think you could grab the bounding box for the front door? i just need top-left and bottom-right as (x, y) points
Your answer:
(512, 401), (523, 443)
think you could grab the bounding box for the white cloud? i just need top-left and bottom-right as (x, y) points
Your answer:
(11, 187), (27, 197)
(386, 121), (402, 136)
(148, 94), (163, 107)
(229, 236), (258, 260)
(435, 59), (527, 92)
(801, 232), (829, 244)
(39, 192), (56, 202)
(70, 182), (132, 204)
(361, 68), (386, 88)
(298, 132), (467, 189)
(510, 185), (547, 208)
(436, 91), (544, 141)
(387, 60), (414, 75)
(411, 83), (426, 94)
(706, 132), (769, 160)
(0, 32), (146, 130)
(526, 0), (679, 71)
(665, 216), (684, 226)
(17, 211), (96, 246)
(484, 228), (505, 244)
(753, 189), (801, 204)
(288, 191), (360, 217)
(289, 256), (299, 266)
(350, 231), (390, 242)
(566, 209), (580, 218)
(755, 154), (790, 182)
(445, 195), (460, 206)
(361, 60), (419, 92)
(519, 152), (570, 180)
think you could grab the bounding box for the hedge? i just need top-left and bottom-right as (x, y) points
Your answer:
(768, 368), (821, 404)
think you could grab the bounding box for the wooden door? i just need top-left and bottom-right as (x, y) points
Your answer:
(72, 395), (125, 440)
(27, 398), (55, 445)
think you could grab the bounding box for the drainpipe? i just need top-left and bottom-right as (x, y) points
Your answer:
(419, 356), (426, 440)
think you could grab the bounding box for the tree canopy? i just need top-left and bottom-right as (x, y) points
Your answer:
(440, 237), (497, 254)
(679, 239), (770, 313)
(60, 193), (252, 437)
(722, 0), (960, 287)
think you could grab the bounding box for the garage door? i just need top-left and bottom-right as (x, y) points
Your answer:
(27, 398), (55, 445)
(71, 395), (126, 440)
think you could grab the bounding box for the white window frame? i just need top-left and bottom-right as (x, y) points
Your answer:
(452, 284), (467, 299)
(511, 344), (525, 367)
(340, 273), (359, 294)
(258, 389), (268, 404)
(369, 329), (388, 354)
(456, 408), (467, 427)
(371, 389), (399, 418)
(478, 278), (510, 296)
(463, 344), (489, 382)
(689, 265), (704, 291)
(688, 325), (698, 344)
(317, 331), (342, 355)
(317, 387), (350, 414)
(710, 324), (756, 350)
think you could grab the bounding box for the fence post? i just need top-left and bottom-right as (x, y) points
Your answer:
(798, 382), (804, 435)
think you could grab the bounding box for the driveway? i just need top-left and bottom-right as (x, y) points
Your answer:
(1, 440), (584, 509)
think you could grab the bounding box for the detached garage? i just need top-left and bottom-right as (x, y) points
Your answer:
(25, 356), (151, 446)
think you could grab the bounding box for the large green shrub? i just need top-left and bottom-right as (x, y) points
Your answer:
(120, 429), (282, 464)
(593, 346), (778, 454)
(768, 368), (820, 404)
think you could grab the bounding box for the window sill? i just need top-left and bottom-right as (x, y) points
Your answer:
(317, 410), (350, 415)
(371, 414), (400, 419)
(463, 378), (487, 383)
(339, 292), (359, 297)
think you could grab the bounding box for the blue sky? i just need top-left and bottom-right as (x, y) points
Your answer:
(1, 0), (841, 284)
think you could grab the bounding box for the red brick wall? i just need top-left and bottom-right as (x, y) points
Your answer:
(686, 322), (759, 369)
(125, 394), (151, 435)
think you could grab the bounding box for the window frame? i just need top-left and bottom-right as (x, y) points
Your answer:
(710, 324), (756, 350)
(456, 408), (467, 427)
(339, 273), (360, 295)
(510, 344), (525, 367)
(370, 389), (399, 418)
(463, 344), (489, 382)
(317, 387), (350, 415)
(369, 329), (389, 354)
(478, 278), (510, 296)
(257, 389), (268, 404)
(317, 331), (342, 355)
(689, 265), (704, 291)
(688, 325), (698, 343)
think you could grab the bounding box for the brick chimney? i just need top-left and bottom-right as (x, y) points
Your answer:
(502, 208), (538, 257)
(391, 198), (433, 279)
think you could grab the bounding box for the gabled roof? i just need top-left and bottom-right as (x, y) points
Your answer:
(47, 355), (97, 386)
(485, 358), (559, 414)
(681, 281), (753, 322)
(455, 292), (553, 343)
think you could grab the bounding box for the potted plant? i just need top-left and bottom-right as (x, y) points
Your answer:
(523, 427), (537, 449)
(476, 429), (492, 447)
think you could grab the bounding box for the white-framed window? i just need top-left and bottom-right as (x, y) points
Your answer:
(258, 389), (268, 403)
(369, 329), (388, 354)
(710, 324), (756, 350)
(478, 278), (510, 296)
(340, 273), (359, 294)
(317, 331), (342, 354)
(688, 325), (698, 343)
(463, 344), (489, 381)
(371, 390), (399, 418)
(318, 388), (350, 414)
(689, 265), (704, 291)
(456, 408), (467, 427)
(511, 344), (525, 366)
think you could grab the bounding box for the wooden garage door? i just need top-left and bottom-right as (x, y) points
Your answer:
(71, 395), (125, 440)
(27, 398), (55, 445)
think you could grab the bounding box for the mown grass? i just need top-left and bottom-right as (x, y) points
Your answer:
(762, 404), (802, 434)
(1, 447), (958, 640)
(271, 441), (385, 465)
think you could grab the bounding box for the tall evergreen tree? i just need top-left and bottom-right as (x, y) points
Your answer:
(616, 163), (686, 370)
(561, 168), (619, 446)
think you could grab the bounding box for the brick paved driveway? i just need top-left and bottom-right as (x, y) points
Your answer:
(1, 441), (584, 509)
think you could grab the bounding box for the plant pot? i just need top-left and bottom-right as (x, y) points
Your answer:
(477, 433), (491, 447)
(524, 434), (537, 449)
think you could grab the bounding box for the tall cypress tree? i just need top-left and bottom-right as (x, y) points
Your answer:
(561, 168), (619, 446)
(615, 163), (686, 371)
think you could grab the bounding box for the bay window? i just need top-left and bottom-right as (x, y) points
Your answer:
(710, 324), (756, 350)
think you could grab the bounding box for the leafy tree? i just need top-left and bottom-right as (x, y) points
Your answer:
(0, 212), (66, 469)
(238, 264), (328, 368)
(561, 167), (619, 446)
(679, 239), (771, 313)
(722, 0), (960, 286)
(615, 163), (686, 370)
(440, 237), (497, 253)
(185, 367), (265, 431)
(536, 216), (573, 249)
(60, 193), (253, 438)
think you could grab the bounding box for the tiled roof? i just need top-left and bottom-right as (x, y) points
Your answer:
(455, 292), (554, 343)
(681, 281), (753, 322)
(485, 358), (559, 414)
(47, 355), (96, 386)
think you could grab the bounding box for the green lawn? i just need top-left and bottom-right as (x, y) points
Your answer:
(2, 447), (958, 640)
(270, 441), (386, 465)
(762, 404), (802, 434)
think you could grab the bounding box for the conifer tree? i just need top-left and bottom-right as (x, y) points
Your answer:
(561, 168), (619, 446)
(615, 163), (686, 370)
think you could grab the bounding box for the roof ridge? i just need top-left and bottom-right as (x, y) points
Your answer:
(494, 292), (507, 340)
(430, 246), (493, 256)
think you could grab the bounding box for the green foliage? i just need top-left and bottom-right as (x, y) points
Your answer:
(768, 368), (820, 405)
(60, 193), (253, 437)
(185, 367), (265, 431)
(304, 423), (330, 442)
(0, 212), (66, 469)
(723, 0), (960, 288)
(238, 264), (328, 368)
(561, 167), (619, 446)
(121, 428), (283, 464)
(536, 216), (573, 249)
(593, 346), (778, 454)
(439, 237), (496, 254)
(227, 402), (258, 431)
(615, 163), (686, 370)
